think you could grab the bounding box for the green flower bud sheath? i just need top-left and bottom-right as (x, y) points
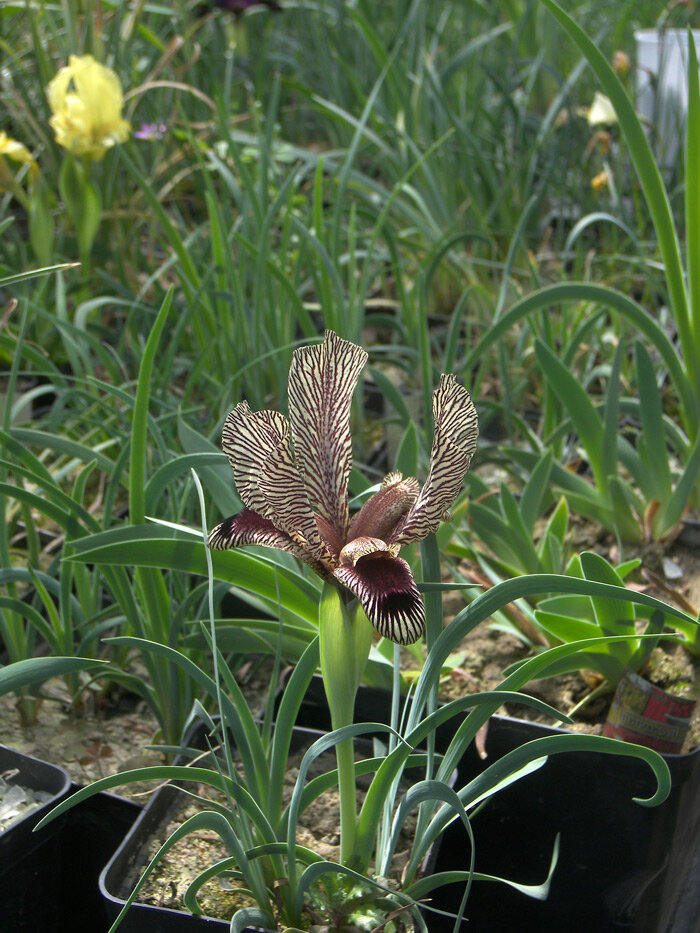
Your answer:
(319, 581), (373, 868)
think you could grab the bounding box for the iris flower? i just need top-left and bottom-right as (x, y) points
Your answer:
(47, 55), (130, 161)
(0, 132), (38, 180)
(208, 331), (478, 645)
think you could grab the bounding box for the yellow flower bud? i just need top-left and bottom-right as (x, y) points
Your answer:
(613, 51), (631, 77)
(47, 55), (130, 161)
(591, 169), (610, 192)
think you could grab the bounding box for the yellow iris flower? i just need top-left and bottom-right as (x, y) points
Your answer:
(47, 55), (130, 161)
(0, 131), (38, 185)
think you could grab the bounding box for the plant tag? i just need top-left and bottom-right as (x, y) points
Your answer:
(603, 670), (696, 754)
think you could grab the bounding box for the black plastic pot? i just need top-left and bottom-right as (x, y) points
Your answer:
(426, 714), (700, 932)
(1, 745), (141, 931)
(293, 677), (700, 933)
(99, 770), (230, 932)
(1, 744), (71, 929)
(100, 718), (449, 932)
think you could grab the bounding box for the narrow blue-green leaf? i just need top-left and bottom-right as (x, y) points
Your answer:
(635, 341), (672, 500)
(534, 610), (601, 643)
(105, 635), (268, 787)
(11, 427), (116, 474)
(535, 340), (605, 492)
(601, 340), (622, 498)
(131, 291), (173, 525)
(520, 449), (553, 535)
(67, 526), (319, 619)
(409, 834), (559, 902)
(462, 284), (696, 432)
(0, 657), (106, 694)
(654, 427), (700, 538)
(581, 551), (635, 634)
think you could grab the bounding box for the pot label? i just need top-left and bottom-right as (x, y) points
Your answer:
(603, 670), (696, 754)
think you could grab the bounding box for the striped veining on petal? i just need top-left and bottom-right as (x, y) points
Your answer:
(258, 440), (325, 557)
(334, 552), (425, 645)
(348, 473), (420, 542)
(288, 330), (367, 539)
(207, 508), (333, 578)
(389, 375), (478, 546)
(208, 508), (302, 554)
(221, 402), (290, 518)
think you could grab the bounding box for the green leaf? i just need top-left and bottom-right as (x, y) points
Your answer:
(468, 502), (528, 572)
(0, 657), (106, 694)
(68, 526), (319, 622)
(499, 484), (540, 573)
(534, 610), (600, 643)
(607, 476), (643, 543)
(580, 552), (635, 643)
(601, 340), (622, 498)
(394, 420), (420, 477)
(463, 283), (696, 436)
(537, 0), (694, 412)
(520, 449), (553, 535)
(368, 365), (413, 427)
(543, 496), (568, 547)
(535, 340), (605, 493)
(635, 341), (672, 500)
(653, 426), (700, 539)
(28, 176), (55, 266)
(59, 156), (101, 259)
(131, 292), (173, 525)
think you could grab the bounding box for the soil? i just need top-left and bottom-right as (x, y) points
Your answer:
(0, 688), (164, 793)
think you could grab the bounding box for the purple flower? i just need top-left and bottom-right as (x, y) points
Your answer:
(133, 122), (166, 141)
(208, 331), (479, 645)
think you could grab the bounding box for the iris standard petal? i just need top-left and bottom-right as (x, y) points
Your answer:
(222, 402), (322, 554)
(222, 402), (289, 513)
(347, 471), (419, 541)
(334, 551), (425, 645)
(288, 330), (367, 539)
(389, 374), (478, 546)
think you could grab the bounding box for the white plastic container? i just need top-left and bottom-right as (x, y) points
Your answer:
(635, 28), (700, 169)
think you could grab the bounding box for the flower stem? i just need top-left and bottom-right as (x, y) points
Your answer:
(318, 583), (373, 868)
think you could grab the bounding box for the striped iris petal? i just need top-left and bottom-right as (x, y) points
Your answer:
(223, 402), (321, 554)
(389, 375), (478, 546)
(288, 331), (368, 539)
(221, 402), (288, 516)
(348, 471), (419, 541)
(258, 438), (324, 557)
(208, 508), (298, 553)
(334, 551), (425, 645)
(207, 509), (332, 578)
